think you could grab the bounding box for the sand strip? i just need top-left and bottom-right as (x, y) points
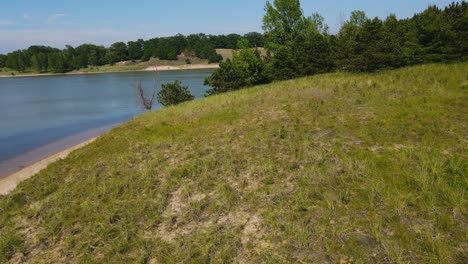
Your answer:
(143, 64), (219, 71)
(0, 123), (119, 195)
(0, 138), (96, 195)
(0, 64), (219, 78)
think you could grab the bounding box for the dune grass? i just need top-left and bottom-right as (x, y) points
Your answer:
(0, 63), (467, 263)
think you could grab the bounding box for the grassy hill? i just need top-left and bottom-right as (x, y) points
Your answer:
(1, 64), (467, 263)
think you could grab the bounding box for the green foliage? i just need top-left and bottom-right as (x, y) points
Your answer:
(261, 0), (334, 80)
(265, 14), (334, 80)
(263, 0), (303, 49)
(334, 14), (408, 72)
(243, 32), (265, 47)
(30, 54), (47, 72)
(209, 33), (243, 49)
(185, 34), (222, 63)
(5, 50), (28, 72)
(142, 34), (187, 61)
(70, 44), (107, 69)
(48, 52), (66, 73)
(203, 59), (245, 95)
(157, 80), (194, 106)
(127, 39), (144, 61)
(349, 10), (367, 27)
(333, 2), (468, 72)
(0, 54), (6, 68)
(205, 39), (269, 96)
(107, 42), (128, 64)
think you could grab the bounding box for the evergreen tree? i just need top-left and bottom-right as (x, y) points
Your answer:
(333, 11), (369, 71)
(128, 39), (144, 61)
(243, 32), (265, 47)
(6, 51), (27, 72)
(262, 0), (334, 79)
(30, 54), (41, 72)
(48, 52), (65, 73)
(444, 2), (468, 61)
(0, 54), (6, 68)
(107, 42), (128, 64)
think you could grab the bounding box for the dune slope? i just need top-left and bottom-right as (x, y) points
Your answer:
(0, 63), (467, 263)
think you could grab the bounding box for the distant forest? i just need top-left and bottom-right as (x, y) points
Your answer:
(0, 0), (466, 78)
(0, 32), (265, 73)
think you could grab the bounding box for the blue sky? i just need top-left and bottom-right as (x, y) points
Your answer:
(0, 0), (458, 54)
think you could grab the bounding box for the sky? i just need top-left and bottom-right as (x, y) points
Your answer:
(0, 0), (459, 54)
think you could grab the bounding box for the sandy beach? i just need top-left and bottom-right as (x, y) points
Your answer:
(143, 64), (219, 71)
(0, 63), (219, 78)
(0, 124), (117, 195)
(0, 138), (96, 195)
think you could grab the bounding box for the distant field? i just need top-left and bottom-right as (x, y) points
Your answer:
(216, 48), (266, 61)
(216, 49), (234, 60)
(0, 63), (466, 263)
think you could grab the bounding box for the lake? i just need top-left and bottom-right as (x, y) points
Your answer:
(0, 69), (214, 177)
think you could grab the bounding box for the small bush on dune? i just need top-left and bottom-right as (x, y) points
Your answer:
(204, 39), (269, 96)
(157, 80), (194, 106)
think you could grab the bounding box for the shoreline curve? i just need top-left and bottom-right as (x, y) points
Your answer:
(0, 137), (96, 195)
(0, 123), (119, 195)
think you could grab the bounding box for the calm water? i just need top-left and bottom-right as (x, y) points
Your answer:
(0, 69), (214, 165)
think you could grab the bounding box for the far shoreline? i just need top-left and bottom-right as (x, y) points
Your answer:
(0, 63), (219, 78)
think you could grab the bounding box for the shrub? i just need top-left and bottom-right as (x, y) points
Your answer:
(207, 53), (223, 63)
(157, 80), (194, 106)
(204, 39), (269, 96)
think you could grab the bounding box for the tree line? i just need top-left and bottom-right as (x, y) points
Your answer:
(205, 0), (467, 95)
(0, 32), (265, 73)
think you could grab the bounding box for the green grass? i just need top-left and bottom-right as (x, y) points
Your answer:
(0, 68), (21, 76)
(0, 63), (467, 263)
